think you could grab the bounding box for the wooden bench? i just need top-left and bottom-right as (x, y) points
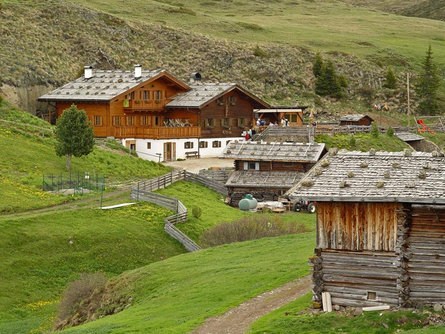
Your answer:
(185, 151), (200, 159)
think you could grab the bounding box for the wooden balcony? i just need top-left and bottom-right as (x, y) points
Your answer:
(123, 99), (173, 112)
(110, 126), (201, 139)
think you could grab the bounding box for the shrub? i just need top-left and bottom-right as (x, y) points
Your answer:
(55, 273), (107, 329)
(349, 136), (356, 148)
(200, 216), (310, 247)
(192, 206), (202, 219)
(386, 126), (394, 137)
(253, 45), (267, 58)
(383, 67), (397, 89)
(370, 122), (379, 138)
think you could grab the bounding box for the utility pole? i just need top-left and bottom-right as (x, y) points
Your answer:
(407, 73), (411, 128)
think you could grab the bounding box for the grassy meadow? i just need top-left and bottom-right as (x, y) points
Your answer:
(316, 132), (409, 151)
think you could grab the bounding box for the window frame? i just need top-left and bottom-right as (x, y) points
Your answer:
(212, 140), (221, 148)
(94, 115), (103, 126)
(184, 141), (194, 149)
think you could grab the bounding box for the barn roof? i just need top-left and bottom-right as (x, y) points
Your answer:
(220, 141), (325, 163)
(166, 83), (270, 109)
(226, 171), (304, 188)
(286, 150), (445, 204)
(38, 69), (185, 102)
(340, 114), (373, 122)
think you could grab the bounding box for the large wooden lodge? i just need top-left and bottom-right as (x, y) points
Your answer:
(286, 150), (445, 308)
(38, 66), (271, 161)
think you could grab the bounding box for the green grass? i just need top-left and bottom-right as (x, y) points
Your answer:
(316, 132), (409, 151)
(249, 295), (433, 333)
(0, 203), (185, 334)
(60, 232), (315, 334)
(0, 100), (170, 212)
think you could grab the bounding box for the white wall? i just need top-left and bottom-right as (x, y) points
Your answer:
(123, 137), (244, 162)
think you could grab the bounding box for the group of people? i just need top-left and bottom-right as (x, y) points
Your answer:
(254, 117), (290, 128)
(373, 103), (390, 112)
(244, 128), (256, 140)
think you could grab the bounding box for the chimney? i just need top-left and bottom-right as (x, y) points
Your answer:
(84, 65), (93, 79)
(189, 72), (202, 83)
(134, 64), (142, 79)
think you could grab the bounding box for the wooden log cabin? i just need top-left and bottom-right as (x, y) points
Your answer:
(286, 150), (445, 308)
(38, 66), (270, 161)
(220, 141), (325, 206)
(339, 114), (374, 126)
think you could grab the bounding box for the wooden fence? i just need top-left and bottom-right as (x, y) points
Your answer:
(315, 125), (445, 135)
(131, 170), (228, 252)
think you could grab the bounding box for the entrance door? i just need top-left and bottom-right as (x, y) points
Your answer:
(163, 142), (176, 161)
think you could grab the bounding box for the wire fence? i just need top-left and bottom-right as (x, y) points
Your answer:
(43, 172), (106, 194)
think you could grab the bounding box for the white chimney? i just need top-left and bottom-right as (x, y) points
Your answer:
(84, 65), (93, 79)
(134, 64), (142, 79)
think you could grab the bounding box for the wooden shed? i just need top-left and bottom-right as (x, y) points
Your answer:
(286, 150), (445, 308)
(221, 141), (325, 206)
(339, 114), (373, 126)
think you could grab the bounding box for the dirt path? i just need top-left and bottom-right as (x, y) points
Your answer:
(193, 275), (311, 334)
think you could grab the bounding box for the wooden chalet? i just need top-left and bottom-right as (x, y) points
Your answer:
(38, 66), (270, 161)
(286, 150), (445, 308)
(339, 114), (373, 126)
(220, 141), (325, 206)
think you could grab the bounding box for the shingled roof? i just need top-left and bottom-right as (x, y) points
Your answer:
(286, 150), (445, 204)
(38, 69), (170, 102)
(226, 171), (304, 188)
(166, 83), (270, 109)
(395, 132), (425, 142)
(220, 141), (325, 163)
(340, 114), (373, 122)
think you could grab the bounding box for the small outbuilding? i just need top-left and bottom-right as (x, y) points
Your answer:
(286, 150), (445, 308)
(221, 141), (325, 205)
(339, 114), (373, 126)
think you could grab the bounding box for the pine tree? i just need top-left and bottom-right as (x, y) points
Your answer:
(415, 46), (441, 115)
(383, 67), (397, 89)
(55, 104), (95, 170)
(315, 60), (342, 98)
(313, 53), (323, 77)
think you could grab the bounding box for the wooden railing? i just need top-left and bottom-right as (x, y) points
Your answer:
(131, 171), (228, 252)
(315, 125), (445, 135)
(123, 98), (173, 111)
(110, 126), (201, 139)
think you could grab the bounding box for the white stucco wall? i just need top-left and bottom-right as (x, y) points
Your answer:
(123, 137), (244, 162)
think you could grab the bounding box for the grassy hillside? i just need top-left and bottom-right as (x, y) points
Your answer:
(0, 202), (185, 334)
(0, 100), (169, 212)
(316, 132), (410, 151)
(59, 232), (315, 334)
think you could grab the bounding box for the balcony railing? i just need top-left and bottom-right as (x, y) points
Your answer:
(123, 99), (173, 112)
(110, 126), (201, 139)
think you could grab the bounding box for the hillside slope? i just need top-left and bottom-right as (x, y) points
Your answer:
(2, 0), (444, 117)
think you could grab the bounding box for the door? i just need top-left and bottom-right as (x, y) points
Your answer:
(163, 142), (176, 161)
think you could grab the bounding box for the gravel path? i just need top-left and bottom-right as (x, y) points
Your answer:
(193, 275), (311, 334)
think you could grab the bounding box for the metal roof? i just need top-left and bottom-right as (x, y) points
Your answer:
(220, 141), (325, 163)
(339, 114), (373, 122)
(38, 69), (166, 102)
(286, 150), (445, 204)
(226, 170), (304, 188)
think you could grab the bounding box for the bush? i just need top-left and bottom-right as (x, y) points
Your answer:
(386, 126), (394, 137)
(349, 135), (356, 148)
(371, 122), (379, 138)
(192, 206), (202, 219)
(55, 273), (107, 330)
(200, 216), (310, 247)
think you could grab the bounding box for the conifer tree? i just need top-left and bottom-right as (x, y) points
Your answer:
(383, 67), (397, 89)
(313, 53), (323, 77)
(315, 60), (342, 98)
(55, 105), (95, 170)
(415, 46), (441, 115)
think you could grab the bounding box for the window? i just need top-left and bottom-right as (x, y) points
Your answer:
(154, 116), (160, 126)
(222, 118), (230, 128)
(155, 90), (162, 102)
(238, 118), (246, 128)
(184, 141), (194, 149)
(94, 116), (102, 126)
(205, 118), (215, 128)
(147, 142), (151, 150)
(228, 95), (236, 105)
(199, 141), (208, 149)
(112, 116), (120, 126)
(129, 91), (135, 100)
(143, 90), (149, 100)
(126, 116), (134, 126)
(216, 97), (224, 106)
(243, 161), (260, 170)
(212, 140), (221, 148)
(141, 116), (149, 125)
